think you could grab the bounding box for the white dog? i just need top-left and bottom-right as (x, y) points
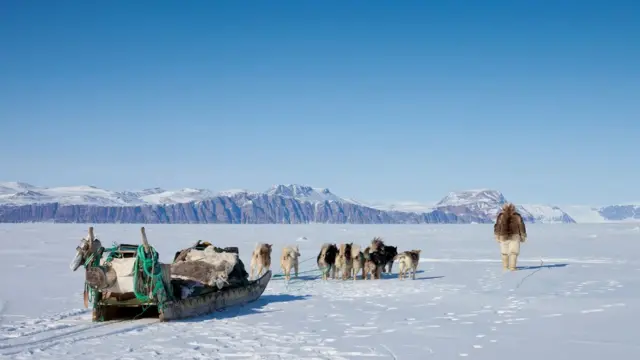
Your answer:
(249, 243), (272, 280)
(280, 245), (300, 281)
(395, 250), (421, 280)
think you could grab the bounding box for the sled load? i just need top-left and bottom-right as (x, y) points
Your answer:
(70, 227), (271, 322)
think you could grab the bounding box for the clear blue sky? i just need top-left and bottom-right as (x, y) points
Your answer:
(1, 0), (638, 206)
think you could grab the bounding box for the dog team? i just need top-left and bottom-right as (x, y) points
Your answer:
(249, 237), (421, 282)
(249, 202), (528, 281)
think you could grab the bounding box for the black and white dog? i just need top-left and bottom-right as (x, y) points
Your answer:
(317, 243), (339, 280)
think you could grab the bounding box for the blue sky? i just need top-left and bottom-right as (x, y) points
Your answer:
(1, 0), (638, 205)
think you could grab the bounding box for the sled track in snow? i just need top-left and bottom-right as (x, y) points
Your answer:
(0, 314), (160, 356)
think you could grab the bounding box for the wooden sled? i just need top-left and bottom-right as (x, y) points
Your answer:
(77, 226), (271, 322)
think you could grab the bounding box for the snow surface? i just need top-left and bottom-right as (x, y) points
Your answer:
(1, 223), (639, 359)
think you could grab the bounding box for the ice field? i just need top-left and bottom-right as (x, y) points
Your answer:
(0, 223), (638, 359)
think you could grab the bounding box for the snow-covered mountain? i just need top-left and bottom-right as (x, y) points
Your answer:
(0, 182), (147, 206)
(0, 183), (355, 207)
(366, 189), (576, 223)
(364, 189), (637, 224)
(0, 182), (461, 224)
(433, 189), (577, 224)
(0, 181), (636, 224)
(265, 184), (351, 204)
(436, 189), (512, 219)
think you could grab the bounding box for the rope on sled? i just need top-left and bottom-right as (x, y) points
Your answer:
(81, 241), (172, 319)
(103, 242), (123, 263)
(83, 251), (102, 308)
(132, 244), (172, 308)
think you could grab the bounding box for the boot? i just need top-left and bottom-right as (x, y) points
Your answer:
(501, 254), (509, 269)
(508, 254), (518, 271)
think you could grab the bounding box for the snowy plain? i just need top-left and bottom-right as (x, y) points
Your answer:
(0, 223), (638, 359)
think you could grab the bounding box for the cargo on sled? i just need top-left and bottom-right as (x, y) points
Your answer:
(70, 227), (271, 322)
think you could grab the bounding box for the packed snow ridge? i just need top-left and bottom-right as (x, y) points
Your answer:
(0, 181), (638, 223)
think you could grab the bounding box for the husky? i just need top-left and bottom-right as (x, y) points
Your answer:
(395, 249), (421, 280)
(494, 203), (527, 270)
(335, 243), (354, 280)
(317, 243), (338, 280)
(361, 237), (388, 279)
(363, 245), (385, 280)
(350, 244), (366, 280)
(370, 236), (385, 253)
(280, 245), (300, 281)
(249, 243), (272, 279)
(382, 245), (398, 273)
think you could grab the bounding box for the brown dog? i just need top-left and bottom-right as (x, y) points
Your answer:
(335, 243), (353, 280)
(250, 243), (272, 279)
(494, 203), (527, 270)
(363, 245), (385, 280)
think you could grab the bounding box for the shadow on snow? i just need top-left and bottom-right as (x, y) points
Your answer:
(274, 274), (322, 281)
(174, 294), (311, 322)
(407, 275), (445, 281)
(274, 269), (445, 282)
(516, 263), (569, 271)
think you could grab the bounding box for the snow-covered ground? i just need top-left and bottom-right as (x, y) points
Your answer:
(0, 223), (638, 359)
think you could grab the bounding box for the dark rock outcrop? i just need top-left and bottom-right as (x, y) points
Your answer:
(0, 193), (475, 224)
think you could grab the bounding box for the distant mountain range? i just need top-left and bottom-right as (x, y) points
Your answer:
(0, 181), (637, 224)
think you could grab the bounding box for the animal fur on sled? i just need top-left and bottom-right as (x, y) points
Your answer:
(171, 247), (238, 289)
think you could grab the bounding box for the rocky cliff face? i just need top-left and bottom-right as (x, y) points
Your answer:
(0, 193), (471, 224)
